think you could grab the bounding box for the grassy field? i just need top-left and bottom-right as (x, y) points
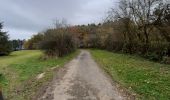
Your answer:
(90, 49), (170, 100)
(0, 50), (79, 100)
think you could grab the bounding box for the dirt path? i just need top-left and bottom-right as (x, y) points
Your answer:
(38, 50), (127, 100)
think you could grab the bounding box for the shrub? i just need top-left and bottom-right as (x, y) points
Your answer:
(24, 33), (43, 50)
(146, 42), (169, 61)
(39, 29), (76, 57)
(104, 33), (124, 52)
(104, 40), (169, 62)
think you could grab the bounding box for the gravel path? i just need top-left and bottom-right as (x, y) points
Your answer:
(38, 50), (127, 100)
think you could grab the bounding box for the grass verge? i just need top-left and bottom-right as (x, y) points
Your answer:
(0, 50), (79, 100)
(90, 49), (170, 100)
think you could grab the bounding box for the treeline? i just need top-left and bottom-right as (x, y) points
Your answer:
(24, 0), (170, 62)
(0, 22), (26, 55)
(11, 39), (25, 51)
(105, 0), (170, 62)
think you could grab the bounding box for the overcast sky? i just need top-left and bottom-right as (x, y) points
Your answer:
(0, 0), (116, 40)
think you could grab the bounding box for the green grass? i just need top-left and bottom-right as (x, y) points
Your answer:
(0, 50), (79, 100)
(90, 49), (170, 100)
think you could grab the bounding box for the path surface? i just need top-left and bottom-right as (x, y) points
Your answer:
(38, 50), (126, 100)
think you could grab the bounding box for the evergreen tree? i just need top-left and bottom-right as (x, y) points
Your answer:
(0, 22), (11, 55)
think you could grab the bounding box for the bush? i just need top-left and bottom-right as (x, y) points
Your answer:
(24, 33), (43, 50)
(104, 40), (169, 62)
(145, 42), (169, 61)
(39, 29), (76, 57)
(104, 33), (124, 52)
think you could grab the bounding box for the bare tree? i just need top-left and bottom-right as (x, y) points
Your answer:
(153, 3), (170, 42)
(53, 18), (68, 29)
(107, 0), (167, 53)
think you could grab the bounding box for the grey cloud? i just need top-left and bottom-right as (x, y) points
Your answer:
(0, 0), (115, 39)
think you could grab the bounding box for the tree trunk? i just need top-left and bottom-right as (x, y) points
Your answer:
(0, 91), (4, 100)
(143, 25), (149, 54)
